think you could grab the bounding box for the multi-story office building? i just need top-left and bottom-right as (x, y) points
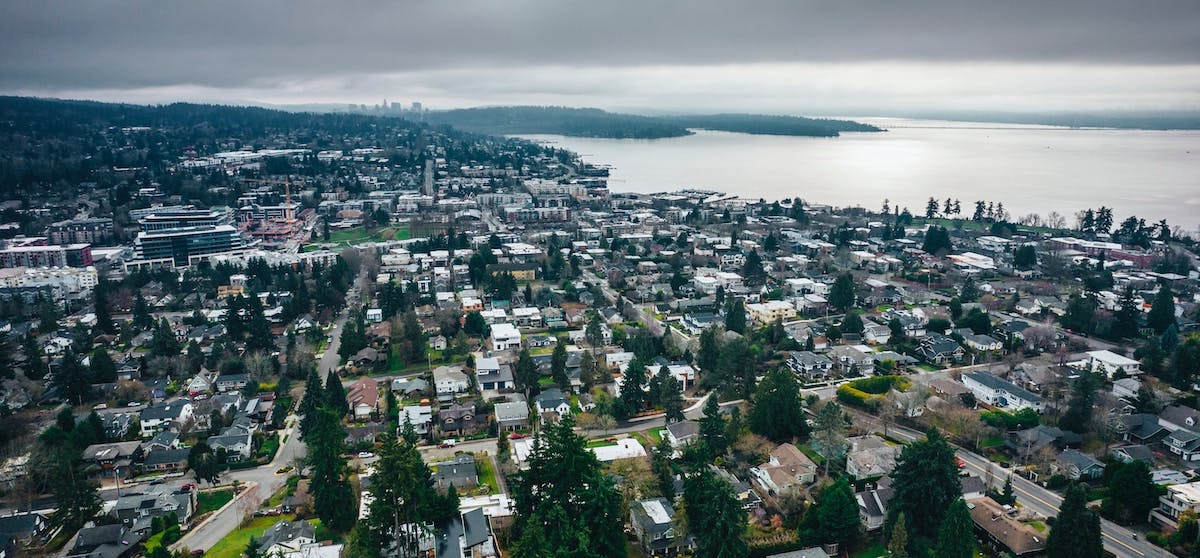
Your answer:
(46, 218), (114, 245)
(131, 225), (245, 268)
(139, 209), (231, 231)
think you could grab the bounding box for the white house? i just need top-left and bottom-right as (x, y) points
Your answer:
(962, 371), (1043, 412)
(139, 401), (195, 438)
(1085, 350), (1142, 378)
(490, 322), (521, 351)
(399, 406), (433, 434)
(433, 366), (471, 395)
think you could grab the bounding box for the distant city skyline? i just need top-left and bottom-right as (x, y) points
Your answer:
(1, 1), (1197, 114)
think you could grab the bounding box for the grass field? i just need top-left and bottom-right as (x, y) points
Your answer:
(196, 489), (234, 515)
(475, 454), (499, 494)
(205, 515), (297, 558)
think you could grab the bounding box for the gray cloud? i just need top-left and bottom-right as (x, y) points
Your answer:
(0, 1), (1197, 111)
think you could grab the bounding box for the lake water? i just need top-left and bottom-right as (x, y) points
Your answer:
(519, 118), (1200, 233)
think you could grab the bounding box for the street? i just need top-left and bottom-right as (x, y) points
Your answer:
(852, 411), (1173, 558)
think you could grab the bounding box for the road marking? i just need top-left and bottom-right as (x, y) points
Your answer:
(1102, 531), (1146, 557)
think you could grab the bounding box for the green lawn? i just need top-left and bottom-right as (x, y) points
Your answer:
(475, 454), (499, 494)
(204, 515), (297, 558)
(308, 225), (412, 250)
(196, 489), (234, 515)
(586, 438), (619, 448)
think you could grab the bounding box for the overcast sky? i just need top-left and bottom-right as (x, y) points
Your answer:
(2, 1), (1197, 114)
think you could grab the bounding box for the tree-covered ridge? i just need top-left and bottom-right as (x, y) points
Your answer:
(415, 106), (883, 139)
(0, 96), (558, 197)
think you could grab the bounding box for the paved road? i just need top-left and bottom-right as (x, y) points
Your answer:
(850, 410), (1172, 558)
(174, 278), (361, 553)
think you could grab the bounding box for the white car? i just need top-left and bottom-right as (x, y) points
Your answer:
(357, 451), (375, 459)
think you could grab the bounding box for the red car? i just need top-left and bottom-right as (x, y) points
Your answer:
(508, 433), (525, 440)
(956, 458), (967, 468)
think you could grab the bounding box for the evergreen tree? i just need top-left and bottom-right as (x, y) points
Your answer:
(660, 373), (685, 424)
(579, 350), (598, 390)
(1105, 460), (1158, 524)
(1046, 483), (1102, 558)
(93, 281), (115, 334)
(308, 407), (356, 532)
(652, 437), (675, 501)
(934, 499), (974, 558)
(748, 369), (808, 442)
(811, 401), (848, 475)
(724, 298), (746, 334)
(325, 374), (349, 417)
(817, 477), (861, 547)
(1059, 371), (1100, 433)
(926, 197), (940, 219)
(551, 340), (569, 390)
(1148, 282), (1177, 334)
(829, 273), (856, 311)
(88, 348), (117, 383)
(683, 467), (749, 558)
(510, 415), (625, 558)
(54, 350), (92, 404)
(886, 429), (961, 542)
(244, 536), (261, 558)
(1111, 286), (1141, 339)
(888, 512), (910, 558)
(298, 367), (324, 436)
(514, 348), (540, 397)
(742, 249), (766, 286)
(619, 359), (648, 415)
(698, 395), (727, 459)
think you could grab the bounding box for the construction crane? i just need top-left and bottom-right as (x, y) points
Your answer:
(241, 177), (299, 223)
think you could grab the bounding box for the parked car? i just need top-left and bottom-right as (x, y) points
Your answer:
(438, 439), (457, 448)
(357, 451), (375, 459)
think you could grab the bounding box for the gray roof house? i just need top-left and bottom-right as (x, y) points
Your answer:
(630, 498), (688, 557)
(1055, 449), (1106, 480)
(962, 371), (1042, 412)
(432, 454), (478, 490)
(494, 401), (530, 430)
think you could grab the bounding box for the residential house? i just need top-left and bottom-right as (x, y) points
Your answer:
(494, 401), (530, 431)
(856, 478), (895, 532)
(535, 388), (571, 418)
(916, 334), (965, 364)
(489, 322), (521, 351)
(475, 357), (514, 391)
(215, 373), (250, 393)
(112, 487), (194, 534)
(1152, 481), (1200, 529)
(1112, 377), (1142, 401)
(630, 498), (688, 557)
(845, 436), (900, 480)
(102, 413), (136, 440)
(1084, 350), (1142, 378)
(1159, 405), (1200, 434)
(142, 448), (189, 472)
(257, 520), (315, 557)
(390, 378), (429, 397)
(665, 421), (700, 448)
(1055, 449), (1105, 480)
(81, 441), (141, 478)
(963, 334), (1003, 352)
(431, 454), (478, 491)
(207, 424), (254, 461)
(433, 366), (471, 397)
(745, 301), (796, 327)
(353, 347), (385, 369)
(0, 513), (47, 546)
(399, 406), (433, 435)
(433, 507), (495, 558)
(1005, 425), (1082, 460)
(1165, 429), (1200, 461)
(144, 431), (179, 452)
(1111, 444), (1155, 465)
(429, 335), (447, 351)
(138, 401), (194, 438)
(66, 524), (143, 558)
(751, 443), (817, 496)
(1118, 413), (1168, 444)
(346, 377), (379, 421)
(967, 497), (1047, 556)
(962, 371), (1043, 412)
(828, 345), (874, 374)
(787, 351), (833, 379)
(439, 402), (480, 435)
(861, 319), (891, 345)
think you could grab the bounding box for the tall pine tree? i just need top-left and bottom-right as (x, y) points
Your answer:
(1046, 483), (1102, 558)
